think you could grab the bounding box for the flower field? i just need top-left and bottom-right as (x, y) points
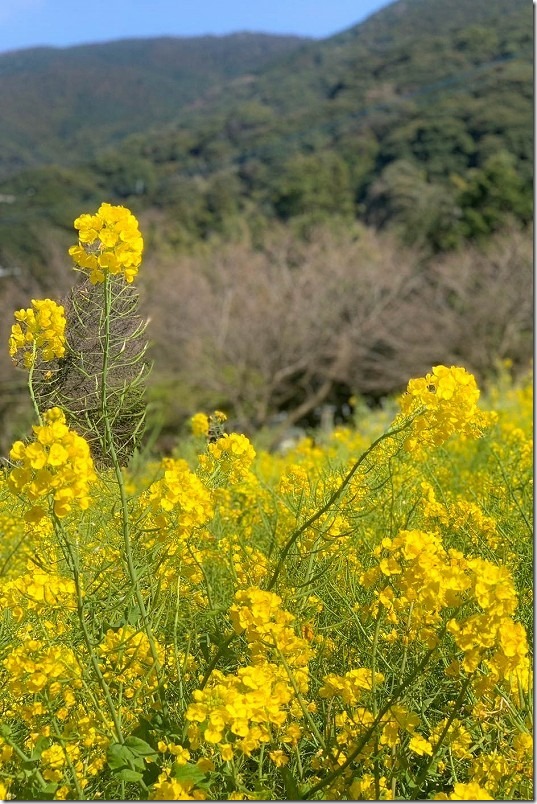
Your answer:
(0, 206), (532, 801)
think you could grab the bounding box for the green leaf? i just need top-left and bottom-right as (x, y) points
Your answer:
(116, 768), (144, 783)
(107, 742), (133, 770)
(41, 782), (60, 795)
(126, 604), (142, 626)
(107, 737), (157, 775)
(280, 766), (301, 800)
(124, 736), (157, 758)
(29, 735), (50, 760)
(171, 762), (206, 786)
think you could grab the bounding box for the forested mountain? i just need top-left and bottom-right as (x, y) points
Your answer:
(0, 0), (531, 277)
(0, 33), (309, 179)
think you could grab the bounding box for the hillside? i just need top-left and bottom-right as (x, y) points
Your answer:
(0, 33), (310, 179)
(0, 0), (531, 280)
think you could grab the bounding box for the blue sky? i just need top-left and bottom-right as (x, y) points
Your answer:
(0, 0), (393, 54)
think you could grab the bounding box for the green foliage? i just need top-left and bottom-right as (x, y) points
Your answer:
(456, 150), (533, 239)
(0, 0), (531, 264)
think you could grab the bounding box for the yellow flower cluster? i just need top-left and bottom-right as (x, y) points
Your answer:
(150, 770), (206, 800)
(186, 661), (294, 756)
(318, 667), (385, 704)
(98, 625), (164, 702)
(190, 412), (210, 437)
(184, 589), (315, 760)
(4, 638), (81, 697)
(199, 433), (256, 484)
(68, 202), (143, 284)
(8, 407), (97, 517)
(9, 298), (66, 369)
(421, 481), (503, 552)
(362, 529), (470, 645)
(229, 587), (313, 687)
(349, 773), (393, 800)
(448, 557), (530, 687)
(0, 569), (76, 622)
(399, 365), (492, 452)
(190, 410), (228, 438)
(434, 781), (494, 800)
(470, 737), (533, 798)
(147, 457), (214, 531)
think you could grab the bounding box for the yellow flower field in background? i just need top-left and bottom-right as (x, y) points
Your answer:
(0, 206), (532, 801)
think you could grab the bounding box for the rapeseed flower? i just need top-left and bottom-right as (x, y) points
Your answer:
(69, 202), (143, 284)
(434, 781), (493, 799)
(9, 298), (66, 369)
(199, 432), (256, 484)
(399, 365), (492, 452)
(146, 457), (214, 531)
(8, 407), (97, 517)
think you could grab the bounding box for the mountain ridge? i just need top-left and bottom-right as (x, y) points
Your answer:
(0, 0), (531, 270)
(0, 32), (311, 178)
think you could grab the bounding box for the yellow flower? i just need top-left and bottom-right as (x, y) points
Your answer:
(150, 771), (206, 800)
(190, 412), (210, 437)
(409, 734), (433, 756)
(219, 743), (234, 761)
(146, 457), (214, 531)
(269, 749), (289, 767)
(69, 203), (143, 284)
(7, 408), (97, 517)
(399, 365), (490, 452)
(434, 781), (493, 800)
(199, 433), (256, 484)
(168, 744), (190, 764)
(9, 299), (66, 369)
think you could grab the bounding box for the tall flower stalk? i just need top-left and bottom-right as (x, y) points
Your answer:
(65, 203), (165, 699)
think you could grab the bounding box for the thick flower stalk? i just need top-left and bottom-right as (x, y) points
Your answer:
(68, 202), (143, 285)
(7, 407), (97, 517)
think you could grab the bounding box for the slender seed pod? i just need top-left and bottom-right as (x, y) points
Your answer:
(34, 276), (151, 468)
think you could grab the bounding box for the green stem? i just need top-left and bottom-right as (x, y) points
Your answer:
(199, 633), (237, 689)
(407, 673), (472, 798)
(45, 697), (85, 800)
(371, 612), (382, 801)
(265, 415), (416, 592)
(53, 512), (124, 744)
(100, 275), (167, 709)
(0, 734), (49, 792)
(301, 641), (438, 800)
(276, 647), (326, 751)
(28, 342), (43, 424)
